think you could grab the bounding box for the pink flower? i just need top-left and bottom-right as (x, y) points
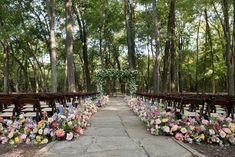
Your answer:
(20, 134), (27, 140)
(175, 133), (183, 141)
(209, 129), (215, 135)
(219, 130), (226, 138)
(223, 128), (231, 134)
(52, 122), (58, 128)
(66, 132), (74, 141)
(225, 117), (232, 123)
(202, 119), (209, 125)
(43, 128), (51, 135)
(214, 123), (221, 131)
(155, 119), (161, 125)
(55, 129), (65, 138)
(74, 126), (81, 134)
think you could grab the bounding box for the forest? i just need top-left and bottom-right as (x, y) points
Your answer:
(0, 0), (235, 95)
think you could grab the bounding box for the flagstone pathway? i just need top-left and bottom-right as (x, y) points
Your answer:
(36, 97), (194, 157)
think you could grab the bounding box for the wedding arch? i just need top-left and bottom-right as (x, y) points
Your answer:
(96, 69), (137, 95)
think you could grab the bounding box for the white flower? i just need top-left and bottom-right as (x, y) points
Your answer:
(38, 129), (43, 135)
(19, 114), (25, 119)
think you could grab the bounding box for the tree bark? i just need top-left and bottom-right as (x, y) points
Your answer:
(65, 0), (76, 92)
(222, 0), (234, 95)
(124, 0), (136, 70)
(1, 40), (9, 93)
(47, 0), (57, 93)
(74, 3), (91, 92)
(162, 0), (176, 92)
(152, 0), (161, 93)
(233, 0), (235, 92)
(169, 0), (176, 92)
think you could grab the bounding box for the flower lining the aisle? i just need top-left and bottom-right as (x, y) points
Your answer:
(0, 96), (109, 145)
(126, 97), (235, 146)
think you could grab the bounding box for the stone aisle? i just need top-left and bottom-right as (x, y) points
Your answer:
(36, 97), (193, 157)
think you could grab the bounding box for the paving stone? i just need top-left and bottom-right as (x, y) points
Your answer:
(36, 97), (193, 157)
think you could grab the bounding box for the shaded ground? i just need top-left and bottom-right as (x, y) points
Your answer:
(0, 144), (45, 157)
(187, 143), (235, 157)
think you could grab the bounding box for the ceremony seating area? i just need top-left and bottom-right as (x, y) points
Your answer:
(0, 92), (98, 121)
(135, 92), (235, 119)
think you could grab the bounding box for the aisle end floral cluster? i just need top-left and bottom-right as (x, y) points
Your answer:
(0, 96), (109, 145)
(126, 97), (235, 146)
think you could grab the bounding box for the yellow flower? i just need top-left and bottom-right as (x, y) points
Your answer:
(9, 140), (15, 145)
(162, 118), (168, 123)
(200, 134), (205, 140)
(231, 128), (235, 133)
(36, 135), (42, 142)
(14, 137), (19, 144)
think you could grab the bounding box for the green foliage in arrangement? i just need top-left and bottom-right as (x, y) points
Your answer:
(97, 69), (137, 95)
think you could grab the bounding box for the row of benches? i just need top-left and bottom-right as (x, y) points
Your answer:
(135, 92), (235, 119)
(0, 92), (98, 121)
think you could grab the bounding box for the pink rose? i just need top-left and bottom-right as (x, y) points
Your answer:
(214, 123), (221, 131)
(55, 129), (65, 138)
(74, 126), (81, 134)
(175, 133), (184, 141)
(52, 122), (58, 128)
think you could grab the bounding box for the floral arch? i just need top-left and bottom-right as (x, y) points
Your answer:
(96, 69), (137, 96)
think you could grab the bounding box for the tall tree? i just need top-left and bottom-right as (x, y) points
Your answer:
(124, 0), (136, 70)
(222, 0), (234, 95)
(169, 0), (176, 92)
(47, 0), (57, 93)
(65, 0), (76, 92)
(74, 2), (91, 92)
(162, 0), (176, 92)
(152, 0), (161, 93)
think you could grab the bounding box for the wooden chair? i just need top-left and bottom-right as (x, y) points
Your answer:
(17, 98), (42, 121)
(0, 97), (18, 118)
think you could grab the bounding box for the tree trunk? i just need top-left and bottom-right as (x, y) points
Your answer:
(124, 0), (136, 70)
(222, 0), (234, 95)
(1, 40), (9, 93)
(169, 0), (176, 92)
(233, 0), (235, 92)
(178, 36), (183, 93)
(65, 0), (76, 92)
(162, 0), (175, 92)
(152, 0), (161, 93)
(74, 3), (91, 92)
(205, 8), (215, 94)
(47, 0), (57, 93)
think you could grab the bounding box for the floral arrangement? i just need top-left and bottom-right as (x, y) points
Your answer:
(96, 69), (137, 96)
(0, 96), (109, 145)
(127, 97), (235, 146)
